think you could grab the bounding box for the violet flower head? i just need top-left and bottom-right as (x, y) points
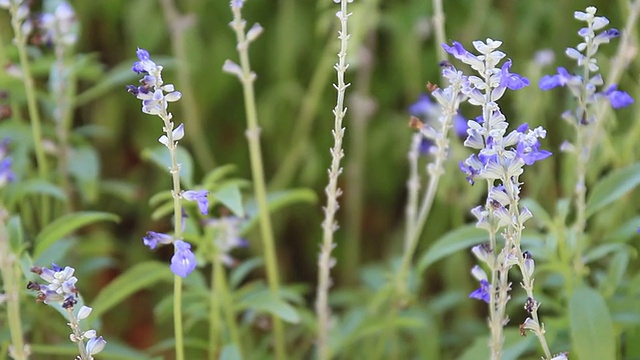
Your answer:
(170, 240), (197, 277)
(516, 123), (553, 166)
(29, 264), (79, 308)
(183, 190), (209, 215)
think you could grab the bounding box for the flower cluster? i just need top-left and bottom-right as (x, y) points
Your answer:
(206, 216), (249, 266)
(539, 6), (633, 111)
(0, 139), (15, 188)
(28, 264), (106, 359)
(448, 38), (554, 357)
(38, 1), (78, 47)
(127, 49), (209, 278)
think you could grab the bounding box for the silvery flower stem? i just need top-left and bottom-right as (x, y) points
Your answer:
(0, 212), (28, 360)
(229, 5), (285, 359)
(9, 1), (51, 225)
(432, 0), (447, 64)
(316, 1), (351, 359)
(66, 309), (89, 360)
(159, 106), (186, 360)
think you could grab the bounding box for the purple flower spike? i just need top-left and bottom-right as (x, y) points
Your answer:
(499, 60), (530, 90)
(132, 48), (152, 74)
(183, 190), (209, 215)
(143, 231), (173, 250)
(170, 240), (196, 278)
(408, 94), (435, 117)
(470, 279), (491, 303)
(604, 85), (634, 109)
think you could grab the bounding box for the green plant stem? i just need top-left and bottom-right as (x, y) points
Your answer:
(208, 263), (220, 360)
(316, 1), (350, 359)
(164, 105), (185, 360)
(160, 0), (216, 170)
(0, 211), (28, 360)
(229, 6), (285, 359)
(9, 3), (50, 225)
(213, 256), (242, 353)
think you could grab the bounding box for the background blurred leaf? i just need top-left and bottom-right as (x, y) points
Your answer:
(34, 211), (120, 259)
(69, 145), (101, 203)
(569, 286), (615, 360)
(89, 261), (174, 322)
(417, 225), (487, 274)
(141, 145), (195, 189)
(585, 163), (640, 218)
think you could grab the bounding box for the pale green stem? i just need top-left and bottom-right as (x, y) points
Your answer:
(316, 1), (350, 359)
(160, 0), (216, 170)
(208, 263), (220, 360)
(9, 2), (50, 224)
(228, 6), (285, 359)
(0, 210), (28, 360)
(432, 0), (447, 65)
(213, 256), (242, 354)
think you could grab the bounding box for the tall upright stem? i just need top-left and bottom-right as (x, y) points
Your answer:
(229, 6), (285, 359)
(316, 1), (351, 359)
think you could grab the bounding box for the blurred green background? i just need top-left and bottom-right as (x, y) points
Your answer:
(1, 0), (640, 359)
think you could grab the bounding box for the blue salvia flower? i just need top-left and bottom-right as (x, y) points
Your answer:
(142, 231), (173, 250)
(183, 189), (210, 215)
(0, 139), (15, 188)
(539, 7), (633, 111)
(170, 240), (197, 278)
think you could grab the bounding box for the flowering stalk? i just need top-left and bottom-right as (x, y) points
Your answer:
(450, 39), (554, 359)
(0, 208), (29, 360)
(127, 49), (206, 360)
(1, 0), (50, 223)
(396, 67), (465, 299)
(315, 1), (351, 359)
(539, 7), (633, 282)
(223, 1), (286, 358)
(28, 265), (106, 360)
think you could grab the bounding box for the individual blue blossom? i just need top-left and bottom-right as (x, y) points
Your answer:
(143, 231), (173, 250)
(0, 139), (15, 187)
(85, 336), (106, 356)
(538, 67), (575, 90)
(158, 123), (185, 147)
(604, 85), (634, 109)
(170, 240), (197, 277)
(183, 190), (209, 215)
(499, 60), (530, 90)
(470, 279), (491, 303)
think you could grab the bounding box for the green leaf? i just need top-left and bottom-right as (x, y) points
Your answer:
(34, 211), (120, 259)
(237, 289), (300, 324)
(6, 179), (67, 208)
(586, 163), (640, 218)
(212, 183), (245, 218)
(34, 238), (75, 268)
(569, 286), (615, 360)
(243, 188), (317, 232)
(89, 261), (174, 322)
(521, 198), (552, 230)
(229, 257), (264, 289)
(141, 145), (194, 189)
(68, 145), (100, 203)
(220, 344), (243, 360)
(417, 225), (487, 274)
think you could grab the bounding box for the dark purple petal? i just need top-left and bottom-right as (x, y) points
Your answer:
(469, 279), (490, 303)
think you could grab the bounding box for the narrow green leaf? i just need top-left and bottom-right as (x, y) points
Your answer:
(34, 211), (120, 259)
(212, 183), (245, 218)
(89, 261), (174, 322)
(229, 257), (264, 289)
(243, 188), (317, 232)
(68, 145), (100, 203)
(141, 145), (194, 189)
(569, 286), (615, 360)
(7, 179), (67, 208)
(220, 344), (242, 360)
(417, 225), (487, 274)
(237, 289), (300, 324)
(521, 198), (552, 230)
(586, 163), (640, 218)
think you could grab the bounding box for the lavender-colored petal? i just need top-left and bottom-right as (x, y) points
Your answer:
(183, 190), (209, 215)
(170, 240), (197, 277)
(469, 279), (490, 303)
